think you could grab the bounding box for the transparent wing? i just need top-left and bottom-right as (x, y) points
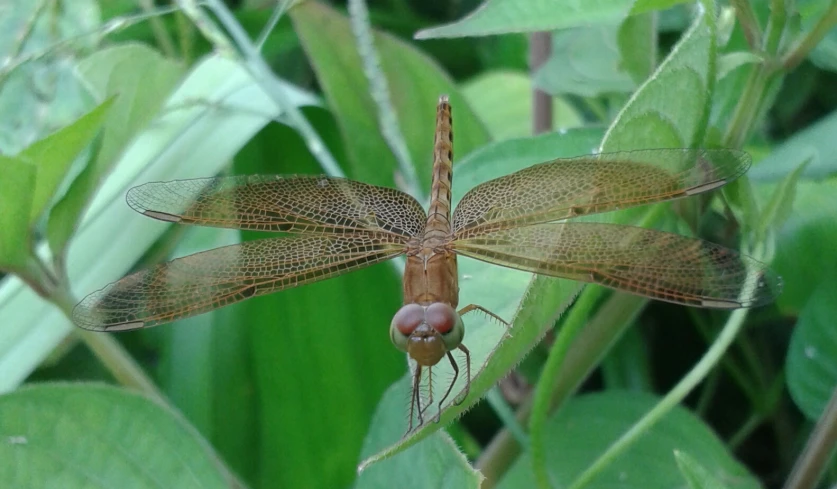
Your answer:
(452, 149), (750, 236)
(73, 235), (406, 331)
(128, 175), (427, 239)
(452, 222), (781, 308)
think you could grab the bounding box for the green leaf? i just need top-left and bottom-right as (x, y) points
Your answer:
(786, 276), (837, 420)
(415, 0), (634, 39)
(602, 0), (717, 150)
(717, 52), (763, 80)
(462, 71), (582, 140)
(1, 53), (316, 393)
(495, 392), (760, 488)
(755, 157), (810, 241)
(46, 45), (184, 257)
(630, 0), (693, 15)
(0, 384), (229, 488)
(290, 1), (490, 191)
(359, 127), (605, 468)
(20, 97), (115, 226)
(356, 378), (482, 488)
(675, 450), (731, 489)
(749, 110), (837, 181)
(618, 13), (657, 84)
(767, 179), (837, 314)
(0, 155), (36, 270)
(533, 24), (636, 97)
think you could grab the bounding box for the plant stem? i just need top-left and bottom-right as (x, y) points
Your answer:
(730, 0), (763, 51)
(568, 308), (751, 489)
(781, 0), (837, 70)
(782, 384), (837, 489)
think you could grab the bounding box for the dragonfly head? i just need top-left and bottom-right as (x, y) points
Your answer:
(390, 303), (464, 366)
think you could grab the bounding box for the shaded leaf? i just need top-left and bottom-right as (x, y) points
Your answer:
(0, 155), (36, 270)
(534, 24), (636, 97)
(749, 110), (837, 181)
(462, 71), (582, 140)
(631, 0), (693, 15)
(786, 276), (837, 419)
(676, 450), (731, 489)
(618, 13), (657, 84)
(495, 392), (759, 488)
(21, 97), (115, 226)
(0, 384), (229, 489)
(415, 0), (634, 39)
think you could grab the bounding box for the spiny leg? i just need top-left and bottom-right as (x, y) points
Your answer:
(453, 344), (471, 405)
(435, 350), (461, 422)
(458, 304), (510, 328)
(420, 366), (434, 419)
(405, 364), (423, 436)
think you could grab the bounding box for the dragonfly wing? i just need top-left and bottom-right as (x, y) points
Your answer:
(452, 222), (781, 308)
(73, 235), (406, 331)
(452, 149), (750, 236)
(128, 175), (427, 239)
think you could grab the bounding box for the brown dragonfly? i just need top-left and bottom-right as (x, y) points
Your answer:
(74, 95), (781, 433)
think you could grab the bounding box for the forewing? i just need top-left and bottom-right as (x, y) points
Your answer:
(73, 234), (405, 331)
(452, 223), (781, 308)
(452, 149), (750, 235)
(128, 175), (427, 239)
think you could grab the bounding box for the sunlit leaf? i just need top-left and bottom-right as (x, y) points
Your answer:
(0, 155), (36, 271)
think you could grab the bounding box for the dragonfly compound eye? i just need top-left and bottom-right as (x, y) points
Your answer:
(390, 303), (425, 352)
(426, 303), (464, 350)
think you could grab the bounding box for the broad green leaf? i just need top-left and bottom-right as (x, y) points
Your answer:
(462, 71), (582, 140)
(717, 52), (763, 80)
(46, 44), (184, 255)
(0, 53), (317, 393)
(786, 276), (837, 419)
(0, 384), (229, 488)
(356, 378), (482, 488)
(291, 1), (490, 191)
(359, 128), (605, 468)
(675, 450), (732, 489)
(618, 13), (657, 84)
(415, 0), (634, 39)
(630, 0), (693, 15)
(755, 157), (810, 241)
(749, 110), (837, 181)
(602, 0), (717, 150)
(767, 179), (837, 314)
(20, 98), (115, 226)
(495, 392), (760, 488)
(533, 24), (636, 97)
(0, 155), (36, 270)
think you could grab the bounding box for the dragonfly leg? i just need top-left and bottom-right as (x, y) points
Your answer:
(405, 364), (423, 436)
(420, 366), (434, 419)
(453, 344), (471, 405)
(434, 350), (461, 423)
(458, 304), (510, 328)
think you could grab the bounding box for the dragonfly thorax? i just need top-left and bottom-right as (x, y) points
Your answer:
(389, 302), (464, 366)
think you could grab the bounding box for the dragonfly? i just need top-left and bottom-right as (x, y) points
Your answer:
(74, 95), (781, 433)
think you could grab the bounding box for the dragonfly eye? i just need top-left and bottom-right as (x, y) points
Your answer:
(390, 304), (425, 352)
(426, 303), (464, 350)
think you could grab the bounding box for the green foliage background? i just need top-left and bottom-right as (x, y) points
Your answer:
(1, 0), (836, 488)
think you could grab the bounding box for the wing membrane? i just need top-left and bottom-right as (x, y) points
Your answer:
(73, 235), (405, 331)
(128, 175), (427, 239)
(452, 223), (781, 308)
(452, 149), (750, 236)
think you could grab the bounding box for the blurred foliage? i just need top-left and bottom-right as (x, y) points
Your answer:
(1, 0), (837, 488)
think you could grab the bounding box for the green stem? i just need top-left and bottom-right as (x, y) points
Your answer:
(138, 0), (176, 57)
(782, 384), (837, 489)
(530, 286), (603, 489)
(730, 0), (763, 52)
(781, 0), (837, 70)
(568, 308), (751, 489)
